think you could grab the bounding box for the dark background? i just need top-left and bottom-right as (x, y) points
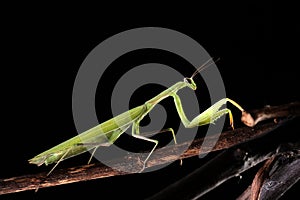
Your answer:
(1, 2), (299, 200)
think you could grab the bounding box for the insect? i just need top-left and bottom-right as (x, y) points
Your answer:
(29, 58), (245, 175)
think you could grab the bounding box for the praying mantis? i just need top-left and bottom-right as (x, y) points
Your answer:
(29, 59), (245, 175)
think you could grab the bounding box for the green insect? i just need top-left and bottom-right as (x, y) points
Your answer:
(29, 59), (245, 175)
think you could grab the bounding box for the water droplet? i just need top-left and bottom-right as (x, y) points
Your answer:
(263, 181), (282, 190)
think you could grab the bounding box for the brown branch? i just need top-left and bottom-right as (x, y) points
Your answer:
(0, 101), (299, 195)
(241, 101), (300, 127)
(0, 123), (284, 195)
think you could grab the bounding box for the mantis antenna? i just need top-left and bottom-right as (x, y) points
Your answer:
(190, 57), (220, 79)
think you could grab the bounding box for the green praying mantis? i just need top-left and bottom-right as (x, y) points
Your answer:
(29, 58), (245, 175)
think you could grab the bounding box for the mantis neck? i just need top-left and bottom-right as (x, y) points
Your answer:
(145, 81), (187, 107)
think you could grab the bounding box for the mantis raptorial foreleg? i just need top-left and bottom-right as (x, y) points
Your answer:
(210, 108), (234, 128)
(173, 96), (244, 129)
(129, 97), (244, 171)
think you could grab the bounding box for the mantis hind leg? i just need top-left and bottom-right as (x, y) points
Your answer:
(76, 142), (111, 165)
(35, 149), (72, 192)
(47, 148), (71, 176)
(88, 146), (99, 165)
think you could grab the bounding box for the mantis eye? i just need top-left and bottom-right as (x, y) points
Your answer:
(184, 78), (192, 85)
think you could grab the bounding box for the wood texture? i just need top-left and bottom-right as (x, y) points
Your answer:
(0, 101), (299, 196)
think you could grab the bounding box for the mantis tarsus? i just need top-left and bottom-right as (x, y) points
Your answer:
(29, 59), (245, 175)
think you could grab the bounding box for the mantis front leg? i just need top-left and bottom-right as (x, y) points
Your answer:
(172, 94), (244, 129)
(131, 96), (244, 172)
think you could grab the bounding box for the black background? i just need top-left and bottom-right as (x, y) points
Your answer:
(1, 2), (299, 200)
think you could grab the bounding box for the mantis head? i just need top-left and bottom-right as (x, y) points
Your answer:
(186, 57), (220, 91)
(184, 77), (197, 90)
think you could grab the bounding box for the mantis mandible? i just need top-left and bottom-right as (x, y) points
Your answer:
(29, 58), (245, 175)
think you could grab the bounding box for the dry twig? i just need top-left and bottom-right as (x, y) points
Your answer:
(0, 101), (299, 196)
